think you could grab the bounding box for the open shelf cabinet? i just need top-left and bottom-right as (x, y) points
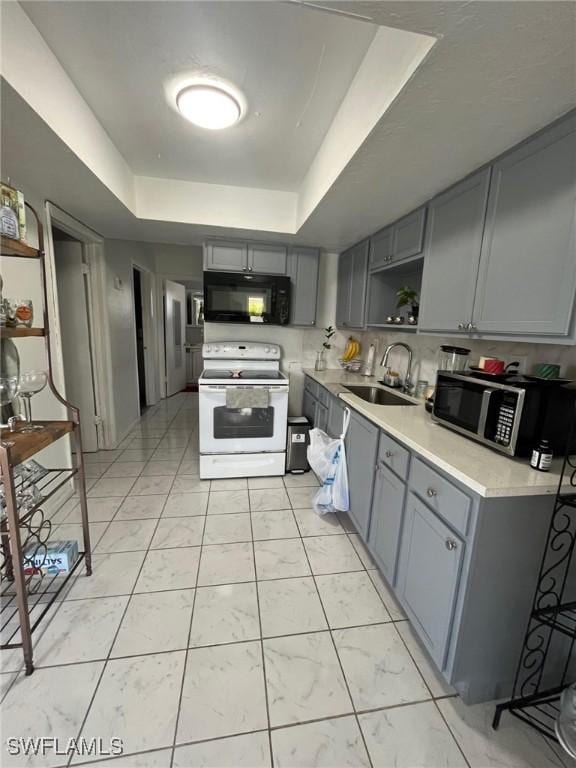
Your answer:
(0, 200), (92, 675)
(366, 256), (423, 329)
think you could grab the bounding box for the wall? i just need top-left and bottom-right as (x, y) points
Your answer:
(103, 239), (156, 440)
(148, 243), (203, 284)
(355, 330), (576, 388)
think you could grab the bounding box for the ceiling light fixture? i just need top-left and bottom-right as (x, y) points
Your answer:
(176, 83), (242, 130)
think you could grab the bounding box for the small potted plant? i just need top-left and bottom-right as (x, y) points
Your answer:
(396, 286), (420, 324)
(315, 326), (335, 371)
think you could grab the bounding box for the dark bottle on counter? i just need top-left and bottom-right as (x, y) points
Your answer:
(530, 439), (553, 472)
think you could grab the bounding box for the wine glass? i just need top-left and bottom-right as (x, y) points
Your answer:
(18, 371), (48, 433)
(0, 376), (20, 428)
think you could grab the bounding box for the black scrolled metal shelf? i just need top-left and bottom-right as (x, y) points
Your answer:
(493, 402), (576, 743)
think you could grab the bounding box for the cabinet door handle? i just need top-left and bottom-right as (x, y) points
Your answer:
(385, 450), (394, 458)
(248, 266), (253, 272)
(445, 538), (458, 551)
(426, 487), (437, 497)
(457, 322), (465, 330)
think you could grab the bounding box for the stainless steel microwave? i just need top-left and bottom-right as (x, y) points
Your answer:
(203, 271), (291, 325)
(432, 371), (575, 457)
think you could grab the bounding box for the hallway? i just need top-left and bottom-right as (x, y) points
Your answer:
(0, 394), (567, 768)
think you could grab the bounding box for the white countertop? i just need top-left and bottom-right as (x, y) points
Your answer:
(304, 368), (570, 498)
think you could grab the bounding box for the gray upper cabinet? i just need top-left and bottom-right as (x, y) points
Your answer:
(204, 239), (319, 326)
(204, 240), (248, 272)
(336, 240), (369, 329)
(369, 208), (426, 272)
(248, 243), (287, 275)
(418, 169), (491, 334)
(369, 227), (394, 270)
(368, 462), (406, 584)
(336, 248), (353, 327)
(345, 409), (379, 538)
(287, 247), (320, 326)
(393, 207), (427, 263)
(397, 492), (464, 668)
(472, 115), (576, 337)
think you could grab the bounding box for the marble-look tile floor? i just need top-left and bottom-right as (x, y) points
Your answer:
(0, 394), (570, 768)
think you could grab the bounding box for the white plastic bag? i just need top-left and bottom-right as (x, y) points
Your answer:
(306, 407), (351, 515)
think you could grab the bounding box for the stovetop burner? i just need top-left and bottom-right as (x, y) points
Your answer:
(201, 369), (286, 380)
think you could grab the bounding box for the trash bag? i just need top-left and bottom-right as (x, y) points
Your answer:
(306, 407), (351, 515)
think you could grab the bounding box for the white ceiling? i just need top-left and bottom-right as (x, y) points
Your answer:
(21, 1), (376, 191)
(2, 1), (576, 251)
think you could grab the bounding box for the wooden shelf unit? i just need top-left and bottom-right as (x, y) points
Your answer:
(0, 199), (91, 676)
(0, 421), (74, 466)
(0, 327), (45, 339)
(0, 236), (41, 258)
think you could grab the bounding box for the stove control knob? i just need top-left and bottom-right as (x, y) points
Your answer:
(213, 346), (220, 353)
(205, 345), (212, 353)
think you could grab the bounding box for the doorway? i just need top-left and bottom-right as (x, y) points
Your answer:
(133, 267), (147, 413)
(52, 227), (100, 452)
(164, 279), (187, 397)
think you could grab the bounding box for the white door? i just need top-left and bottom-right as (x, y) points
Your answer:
(165, 280), (187, 397)
(54, 241), (99, 451)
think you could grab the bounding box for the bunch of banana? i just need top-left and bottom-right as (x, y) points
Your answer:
(341, 336), (361, 363)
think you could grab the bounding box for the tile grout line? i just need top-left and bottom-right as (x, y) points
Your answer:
(248, 491), (275, 768)
(63, 408), (186, 768)
(169, 409), (208, 768)
(288, 490), (375, 768)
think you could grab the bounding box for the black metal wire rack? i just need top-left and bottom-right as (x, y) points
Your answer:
(493, 402), (576, 745)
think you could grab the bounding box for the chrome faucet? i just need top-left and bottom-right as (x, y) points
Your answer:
(380, 343), (413, 393)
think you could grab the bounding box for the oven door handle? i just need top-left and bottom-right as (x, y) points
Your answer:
(201, 385), (288, 393)
(477, 389), (493, 438)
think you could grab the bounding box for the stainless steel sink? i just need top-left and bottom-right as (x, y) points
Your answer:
(345, 385), (417, 406)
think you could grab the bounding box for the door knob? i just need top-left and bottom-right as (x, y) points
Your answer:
(385, 450), (394, 458)
(426, 487), (437, 497)
(445, 538), (458, 551)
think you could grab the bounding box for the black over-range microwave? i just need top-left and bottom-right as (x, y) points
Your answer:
(203, 271), (291, 325)
(432, 371), (576, 457)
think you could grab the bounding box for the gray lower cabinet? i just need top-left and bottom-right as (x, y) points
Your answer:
(315, 401), (329, 432)
(472, 114), (576, 337)
(344, 410), (379, 537)
(204, 240), (247, 272)
(301, 378), (557, 702)
(327, 396), (346, 438)
(418, 169), (491, 334)
(367, 461), (406, 584)
(248, 243), (287, 275)
(336, 240), (369, 329)
(288, 248), (320, 326)
(396, 492), (464, 668)
(303, 388), (316, 424)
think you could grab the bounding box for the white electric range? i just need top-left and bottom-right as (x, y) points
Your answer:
(198, 342), (289, 478)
